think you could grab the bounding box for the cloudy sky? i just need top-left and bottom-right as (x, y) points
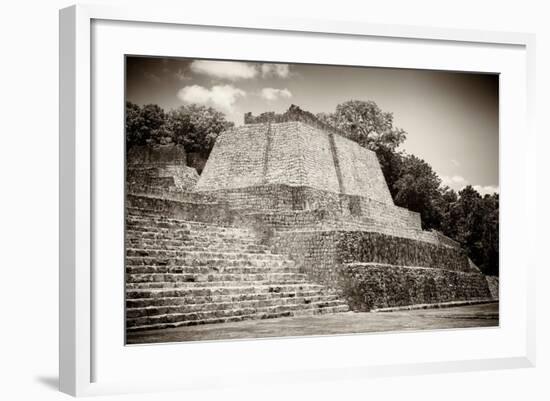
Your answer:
(126, 56), (499, 195)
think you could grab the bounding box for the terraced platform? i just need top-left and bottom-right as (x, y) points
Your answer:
(125, 208), (349, 332)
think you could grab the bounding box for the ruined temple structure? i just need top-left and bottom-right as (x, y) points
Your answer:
(125, 105), (497, 332)
(126, 143), (199, 196)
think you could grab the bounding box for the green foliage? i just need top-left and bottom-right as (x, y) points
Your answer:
(392, 154), (444, 230)
(125, 102), (234, 170)
(317, 100), (407, 151)
(440, 187), (499, 276)
(166, 105), (234, 156)
(374, 145), (403, 199)
(125, 102), (166, 148)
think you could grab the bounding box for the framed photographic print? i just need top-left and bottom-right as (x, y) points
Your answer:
(59, 4), (536, 397)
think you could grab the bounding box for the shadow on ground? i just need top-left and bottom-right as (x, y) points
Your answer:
(35, 376), (58, 391)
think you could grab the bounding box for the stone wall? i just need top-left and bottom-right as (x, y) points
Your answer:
(195, 122), (343, 193)
(196, 120), (395, 205)
(128, 193), (443, 249)
(196, 183), (422, 230)
(356, 197), (421, 229)
(127, 194), (236, 225)
(126, 143), (198, 195)
(272, 231), (342, 285)
(337, 231), (471, 271)
(244, 104), (348, 138)
(485, 276), (499, 299)
(127, 165), (199, 194)
(333, 134), (394, 204)
(267, 122), (341, 192)
(194, 124), (268, 191)
(271, 230), (475, 288)
(339, 263), (492, 311)
(198, 185), (343, 212)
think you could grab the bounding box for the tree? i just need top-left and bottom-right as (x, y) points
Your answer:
(373, 145), (404, 199)
(166, 104), (234, 155)
(317, 100), (407, 152)
(392, 155), (444, 230)
(482, 193), (500, 276)
(318, 100), (408, 200)
(166, 105), (234, 172)
(435, 186), (459, 237)
(125, 103), (234, 172)
(439, 186), (500, 275)
(125, 102), (166, 149)
(479, 193), (499, 276)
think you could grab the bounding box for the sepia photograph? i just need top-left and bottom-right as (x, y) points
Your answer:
(124, 56), (499, 345)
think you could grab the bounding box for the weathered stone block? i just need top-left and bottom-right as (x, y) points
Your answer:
(339, 263), (492, 311)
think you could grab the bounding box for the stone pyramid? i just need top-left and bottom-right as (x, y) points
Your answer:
(125, 105), (497, 333)
(194, 105), (423, 233)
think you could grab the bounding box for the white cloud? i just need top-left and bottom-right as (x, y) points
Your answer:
(473, 185), (499, 196)
(441, 174), (499, 196)
(441, 175), (467, 189)
(190, 60), (258, 80)
(187, 61), (290, 81)
(177, 84), (246, 113)
(260, 88), (293, 101)
(261, 63), (290, 78)
(451, 159), (460, 167)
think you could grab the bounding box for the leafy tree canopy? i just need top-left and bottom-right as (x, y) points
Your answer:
(125, 102), (166, 148)
(392, 154), (443, 230)
(166, 104), (234, 156)
(126, 102), (233, 155)
(317, 100), (407, 152)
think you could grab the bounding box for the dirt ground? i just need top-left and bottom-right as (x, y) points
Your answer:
(126, 302), (499, 345)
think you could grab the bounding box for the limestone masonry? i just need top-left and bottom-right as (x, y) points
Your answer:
(125, 105), (497, 332)
(127, 143), (199, 197)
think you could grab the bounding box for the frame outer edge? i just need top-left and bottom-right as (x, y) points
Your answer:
(60, 4), (93, 396)
(60, 4), (536, 395)
(59, 5), (77, 396)
(525, 33), (536, 367)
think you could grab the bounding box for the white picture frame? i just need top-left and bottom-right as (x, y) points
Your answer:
(59, 3), (536, 397)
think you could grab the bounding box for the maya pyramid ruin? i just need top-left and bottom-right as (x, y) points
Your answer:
(125, 105), (497, 332)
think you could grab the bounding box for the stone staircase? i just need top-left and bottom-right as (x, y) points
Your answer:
(126, 208), (349, 331)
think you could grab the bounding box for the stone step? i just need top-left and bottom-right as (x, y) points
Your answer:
(125, 239), (271, 253)
(126, 288), (341, 308)
(125, 256), (296, 269)
(126, 301), (350, 329)
(127, 293), (344, 318)
(125, 229), (259, 244)
(126, 219), (253, 235)
(126, 276), (311, 289)
(124, 212), (351, 329)
(126, 248), (287, 261)
(126, 264), (300, 277)
(126, 283), (328, 299)
(126, 225), (256, 238)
